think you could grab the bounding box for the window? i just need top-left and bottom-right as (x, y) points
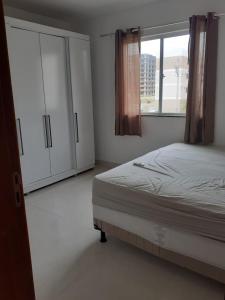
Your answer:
(140, 32), (189, 115)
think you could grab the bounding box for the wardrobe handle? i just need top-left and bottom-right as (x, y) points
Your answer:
(74, 113), (79, 143)
(43, 115), (49, 148)
(47, 115), (53, 148)
(16, 118), (24, 156)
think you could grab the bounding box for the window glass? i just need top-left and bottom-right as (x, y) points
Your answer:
(140, 39), (160, 113)
(162, 35), (189, 113)
(140, 33), (189, 115)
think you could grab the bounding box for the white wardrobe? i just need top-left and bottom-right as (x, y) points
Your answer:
(6, 17), (95, 193)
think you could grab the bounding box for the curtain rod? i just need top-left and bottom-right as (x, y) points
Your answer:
(100, 13), (225, 38)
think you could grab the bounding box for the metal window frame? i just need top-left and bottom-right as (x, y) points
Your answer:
(141, 29), (189, 117)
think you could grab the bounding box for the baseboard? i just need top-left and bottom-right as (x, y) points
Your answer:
(95, 160), (119, 169)
(76, 164), (95, 174)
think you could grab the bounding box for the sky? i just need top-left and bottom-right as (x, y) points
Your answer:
(141, 34), (189, 58)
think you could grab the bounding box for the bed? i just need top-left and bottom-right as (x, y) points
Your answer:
(92, 143), (225, 283)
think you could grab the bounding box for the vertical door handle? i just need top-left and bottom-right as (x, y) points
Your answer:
(74, 113), (79, 143)
(47, 115), (53, 148)
(16, 118), (24, 156)
(43, 115), (49, 148)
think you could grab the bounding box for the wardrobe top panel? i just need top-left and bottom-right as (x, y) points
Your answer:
(5, 16), (89, 41)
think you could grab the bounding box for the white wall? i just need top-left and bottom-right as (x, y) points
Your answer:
(82, 0), (225, 164)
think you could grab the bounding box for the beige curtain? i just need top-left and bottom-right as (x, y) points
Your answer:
(185, 12), (219, 144)
(115, 28), (141, 136)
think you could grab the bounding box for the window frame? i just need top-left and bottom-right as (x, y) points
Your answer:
(141, 29), (189, 117)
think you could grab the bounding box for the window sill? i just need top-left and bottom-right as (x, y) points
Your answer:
(141, 113), (186, 118)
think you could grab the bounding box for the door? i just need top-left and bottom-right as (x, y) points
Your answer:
(0, 1), (35, 298)
(6, 27), (51, 186)
(69, 38), (95, 171)
(40, 34), (74, 175)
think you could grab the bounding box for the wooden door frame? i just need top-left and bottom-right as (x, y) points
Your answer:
(0, 1), (35, 299)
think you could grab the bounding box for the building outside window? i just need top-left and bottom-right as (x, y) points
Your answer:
(140, 54), (156, 97)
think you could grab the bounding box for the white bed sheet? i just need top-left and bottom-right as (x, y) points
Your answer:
(93, 205), (225, 270)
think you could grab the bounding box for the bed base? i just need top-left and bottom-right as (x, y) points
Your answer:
(94, 218), (225, 285)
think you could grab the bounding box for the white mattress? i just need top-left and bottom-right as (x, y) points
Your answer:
(93, 143), (225, 241)
(93, 205), (225, 270)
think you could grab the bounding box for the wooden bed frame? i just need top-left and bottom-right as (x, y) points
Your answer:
(94, 218), (225, 285)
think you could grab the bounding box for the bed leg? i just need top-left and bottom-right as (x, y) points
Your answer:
(100, 230), (107, 243)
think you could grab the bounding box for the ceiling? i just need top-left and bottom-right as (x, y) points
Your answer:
(4, 0), (158, 19)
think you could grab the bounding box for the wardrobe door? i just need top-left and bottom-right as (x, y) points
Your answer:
(40, 34), (74, 176)
(6, 27), (51, 186)
(69, 38), (95, 171)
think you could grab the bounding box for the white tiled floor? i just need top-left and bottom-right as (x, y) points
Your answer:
(25, 167), (224, 300)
